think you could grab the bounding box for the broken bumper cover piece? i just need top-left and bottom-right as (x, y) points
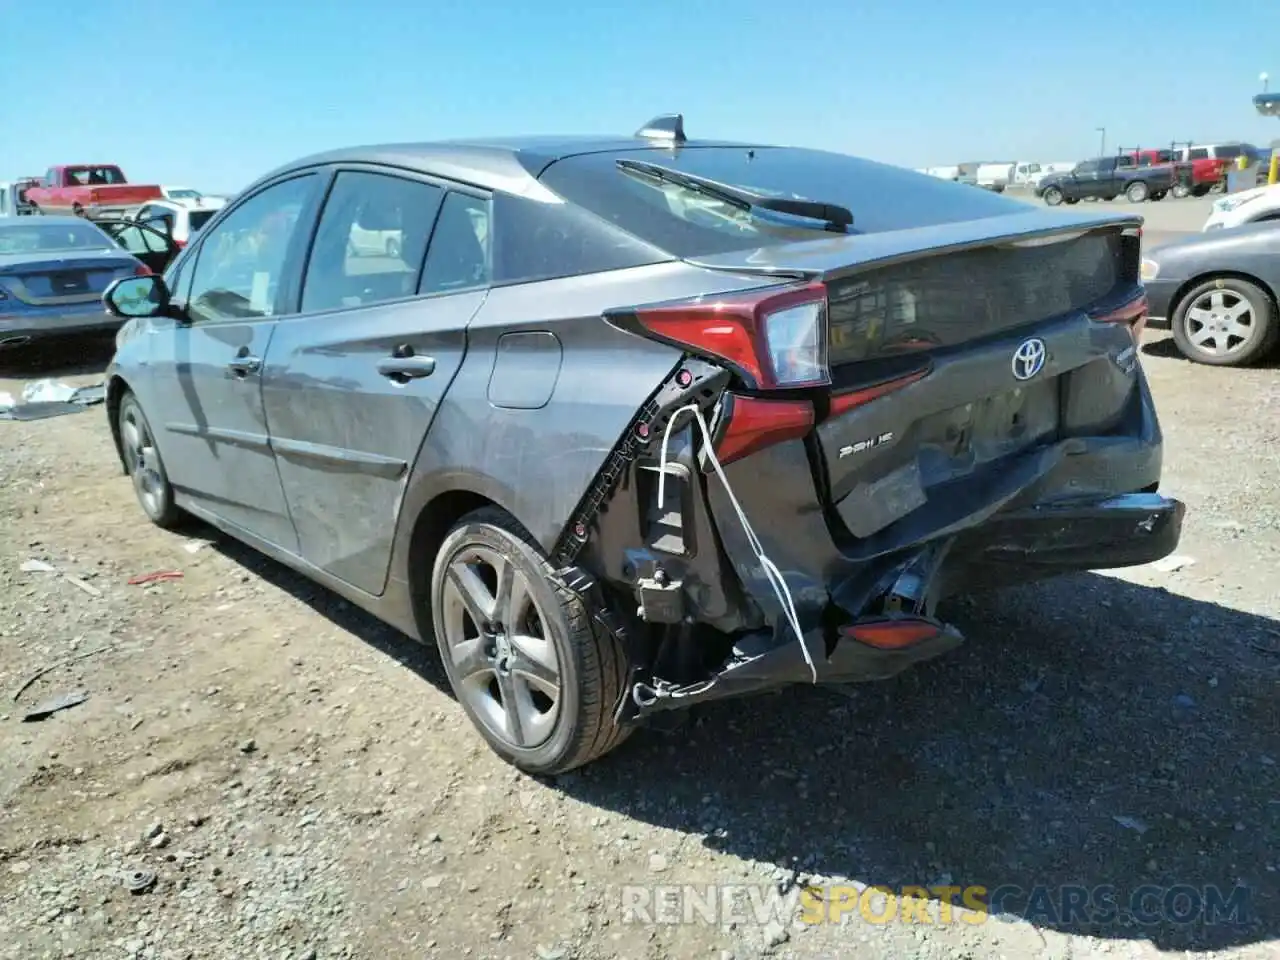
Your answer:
(948, 492), (1185, 588)
(615, 492), (1184, 723)
(619, 613), (965, 722)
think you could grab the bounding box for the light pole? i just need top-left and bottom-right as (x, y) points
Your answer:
(1261, 72), (1270, 93)
(1096, 127), (1106, 157)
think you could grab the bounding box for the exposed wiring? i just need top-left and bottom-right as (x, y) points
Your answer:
(656, 403), (818, 683)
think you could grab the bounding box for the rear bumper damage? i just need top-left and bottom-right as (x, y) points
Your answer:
(613, 490), (1182, 720)
(555, 353), (1184, 725)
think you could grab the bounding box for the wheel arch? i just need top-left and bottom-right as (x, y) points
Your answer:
(105, 374), (132, 474)
(399, 475), (541, 643)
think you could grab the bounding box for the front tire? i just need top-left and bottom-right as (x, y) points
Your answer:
(430, 506), (632, 775)
(118, 391), (183, 528)
(1171, 277), (1279, 367)
(1042, 186), (1063, 206)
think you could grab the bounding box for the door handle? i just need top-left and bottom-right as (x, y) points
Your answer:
(377, 355), (436, 380)
(228, 355), (262, 377)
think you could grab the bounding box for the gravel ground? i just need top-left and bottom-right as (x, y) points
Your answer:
(1, 271), (1277, 958)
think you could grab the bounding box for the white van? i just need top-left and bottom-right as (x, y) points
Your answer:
(921, 165), (960, 181)
(1010, 161), (1076, 188)
(976, 162), (1015, 192)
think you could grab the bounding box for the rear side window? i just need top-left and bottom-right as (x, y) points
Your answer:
(301, 171), (443, 313)
(539, 147), (1027, 259)
(1189, 148), (1210, 160)
(419, 192), (490, 295)
(490, 191), (667, 285)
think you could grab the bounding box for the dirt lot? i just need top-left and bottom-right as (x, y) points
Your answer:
(1, 209), (1278, 959)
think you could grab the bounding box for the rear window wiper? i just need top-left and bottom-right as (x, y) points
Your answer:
(616, 158), (854, 233)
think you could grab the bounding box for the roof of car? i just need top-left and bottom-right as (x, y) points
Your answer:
(255, 134), (772, 199)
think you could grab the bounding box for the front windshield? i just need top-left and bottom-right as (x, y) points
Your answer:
(0, 221), (113, 254)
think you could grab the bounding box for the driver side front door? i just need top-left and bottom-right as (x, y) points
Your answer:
(147, 172), (326, 551)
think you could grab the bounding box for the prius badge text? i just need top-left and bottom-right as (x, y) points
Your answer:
(839, 431), (894, 459)
(1011, 337), (1047, 381)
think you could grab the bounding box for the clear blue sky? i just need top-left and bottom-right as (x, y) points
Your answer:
(3, 0), (1278, 193)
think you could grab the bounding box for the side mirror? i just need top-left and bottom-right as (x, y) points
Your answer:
(103, 274), (172, 320)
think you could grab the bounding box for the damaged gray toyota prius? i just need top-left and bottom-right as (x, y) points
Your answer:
(100, 115), (1184, 774)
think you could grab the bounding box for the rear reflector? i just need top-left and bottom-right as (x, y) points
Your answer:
(615, 282), (830, 389)
(713, 394), (815, 465)
(841, 616), (943, 650)
(828, 369), (928, 418)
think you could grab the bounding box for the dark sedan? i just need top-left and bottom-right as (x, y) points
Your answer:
(0, 216), (176, 350)
(1142, 220), (1280, 366)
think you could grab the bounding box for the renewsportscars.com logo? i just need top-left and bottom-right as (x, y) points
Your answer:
(620, 883), (1254, 928)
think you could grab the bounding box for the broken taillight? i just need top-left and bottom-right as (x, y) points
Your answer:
(1091, 290), (1149, 344)
(613, 282), (830, 390)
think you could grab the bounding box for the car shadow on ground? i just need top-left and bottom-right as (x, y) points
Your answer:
(0, 334), (116, 380)
(208, 531), (1278, 952)
(1141, 330), (1280, 368)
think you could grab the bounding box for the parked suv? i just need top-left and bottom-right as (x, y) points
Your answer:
(99, 116), (1184, 773)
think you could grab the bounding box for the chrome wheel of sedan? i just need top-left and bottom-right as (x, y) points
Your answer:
(440, 544), (561, 748)
(1173, 278), (1279, 367)
(430, 507), (632, 775)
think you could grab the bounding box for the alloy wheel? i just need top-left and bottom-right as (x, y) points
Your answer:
(439, 545), (561, 750)
(121, 403), (166, 518)
(1184, 289), (1256, 358)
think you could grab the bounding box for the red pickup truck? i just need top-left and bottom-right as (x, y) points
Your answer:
(25, 165), (163, 220)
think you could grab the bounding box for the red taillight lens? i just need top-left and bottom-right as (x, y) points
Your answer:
(829, 369), (928, 418)
(134, 264), (153, 277)
(616, 282), (830, 389)
(1091, 291), (1148, 344)
(713, 394), (815, 465)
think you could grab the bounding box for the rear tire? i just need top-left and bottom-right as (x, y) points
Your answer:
(430, 506), (632, 775)
(1126, 181), (1149, 203)
(1171, 277), (1279, 367)
(118, 391), (183, 528)
(1172, 183), (1191, 199)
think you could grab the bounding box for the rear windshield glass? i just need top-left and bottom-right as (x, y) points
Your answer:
(0, 221), (112, 254)
(539, 147), (1026, 258)
(188, 210), (217, 233)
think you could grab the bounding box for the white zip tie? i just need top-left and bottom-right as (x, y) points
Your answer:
(656, 402), (819, 683)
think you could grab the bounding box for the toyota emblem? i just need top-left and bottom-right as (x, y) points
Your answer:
(1011, 338), (1047, 381)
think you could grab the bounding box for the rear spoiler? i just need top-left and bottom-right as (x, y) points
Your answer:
(685, 208), (1143, 281)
